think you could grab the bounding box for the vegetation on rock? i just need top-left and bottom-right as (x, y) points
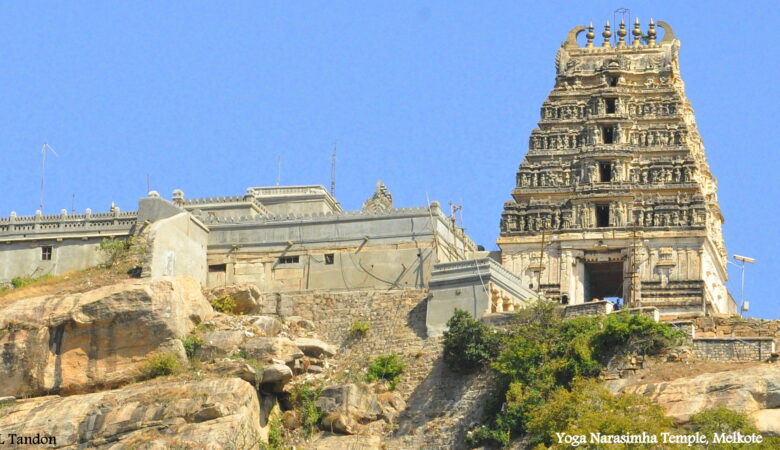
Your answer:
(365, 353), (405, 390)
(210, 294), (238, 314)
(182, 335), (203, 358)
(463, 300), (686, 447)
(97, 237), (132, 268)
(443, 309), (502, 373)
(139, 352), (182, 380)
(290, 382), (323, 438)
(349, 319), (370, 337)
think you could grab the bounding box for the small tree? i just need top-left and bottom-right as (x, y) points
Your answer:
(443, 309), (503, 373)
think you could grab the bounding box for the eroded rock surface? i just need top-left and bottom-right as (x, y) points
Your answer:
(0, 377), (262, 448)
(0, 276), (211, 397)
(608, 364), (780, 434)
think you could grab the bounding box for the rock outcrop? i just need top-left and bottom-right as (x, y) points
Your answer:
(0, 276), (212, 397)
(607, 364), (780, 434)
(0, 377), (262, 448)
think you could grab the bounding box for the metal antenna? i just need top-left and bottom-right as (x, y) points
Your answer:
(330, 141), (337, 197)
(71, 194), (75, 214)
(613, 8), (630, 46)
(39, 142), (59, 212)
(276, 155), (282, 186)
(146, 174), (151, 193)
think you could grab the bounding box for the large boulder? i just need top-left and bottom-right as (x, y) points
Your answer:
(608, 365), (780, 432)
(0, 277), (212, 397)
(199, 330), (246, 359)
(209, 284), (262, 315)
(295, 337), (337, 358)
(0, 377), (262, 448)
(317, 383), (383, 428)
(240, 337), (303, 363)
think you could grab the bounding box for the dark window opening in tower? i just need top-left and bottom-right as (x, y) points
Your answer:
(605, 98), (616, 114)
(583, 261), (624, 303)
(608, 76), (618, 87)
(596, 204), (610, 227)
(599, 162), (613, 182)
(602, 127), (615, 144)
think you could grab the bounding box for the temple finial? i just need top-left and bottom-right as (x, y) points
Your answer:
(586, 22), (595, 48)
(617, 19), (627, 47)
(632, 17), (642, 47)
(648, 18), (657, 47)
(602, 21), (612, 47)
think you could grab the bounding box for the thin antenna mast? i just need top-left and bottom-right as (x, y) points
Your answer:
(146, 174), (151, 193)
(330, 141), (337, 197)
(276, 155), (282, 186)
(39, 142), (59, 212)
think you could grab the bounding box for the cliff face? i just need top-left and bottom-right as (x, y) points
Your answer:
(0, 277), (211, 397)
(0, 276), (778, 449)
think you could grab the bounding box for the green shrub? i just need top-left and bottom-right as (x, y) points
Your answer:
(365, 353), (405, 390)
(182, 335), (203, 358)
(139, 352), (182, 380)
(689, 406), (755, 435)
(593, 311), (686, 358)
(210, 295), (237, 314)
(442, 309), (503, 373)
(349, 320), (370, 337)
(97, 237), (130, 267)
(290, 382), (322, 438)
(469, 301), (686, 446)
(525, 378), (673, 448)
(265, 412), (285, 449)
(10, 274), (53, 289)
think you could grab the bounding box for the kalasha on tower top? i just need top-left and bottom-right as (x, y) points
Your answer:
(497, 19), (733, 318)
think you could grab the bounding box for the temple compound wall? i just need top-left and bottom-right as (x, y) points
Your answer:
(497, 20), (735, 318)
(0, 208), (137, 282)
(194, 185), (475, 292)
(0, 183), (477, 296)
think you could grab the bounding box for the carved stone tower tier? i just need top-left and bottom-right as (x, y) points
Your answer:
(497, 20), (733, 317)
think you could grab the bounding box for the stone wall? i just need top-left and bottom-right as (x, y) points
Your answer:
(266, 289), (496, 449)
(562, 300), (614, 318)
(692, 338), (775, 362)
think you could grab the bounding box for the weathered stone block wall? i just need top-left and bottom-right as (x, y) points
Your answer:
(266, 289), (497, 449)
(691, 315), (780, 350)
(692, 338), (775, 362)
(562, 300), (613, 318)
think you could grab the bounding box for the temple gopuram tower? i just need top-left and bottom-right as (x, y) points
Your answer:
(497, 19), (734, 318)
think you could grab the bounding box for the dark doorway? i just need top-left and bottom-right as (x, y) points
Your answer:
(605, 98), (616, 114)
(596, 204), (610, 227)
(598, 162), (612, 182)
(583, 261), (623, 302)
(602, 126), (615, 144)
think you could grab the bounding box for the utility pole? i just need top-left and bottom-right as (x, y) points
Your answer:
(330, 141), (337, 197)
(39, 142), (58, 212)
(537, 226), (546, 292)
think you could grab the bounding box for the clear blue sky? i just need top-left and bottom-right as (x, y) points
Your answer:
(1, 2), (777, 318)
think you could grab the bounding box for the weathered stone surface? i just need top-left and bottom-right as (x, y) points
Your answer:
(203, 359), (260, 385)
(262, 364), (293, 384)
(209, 283), (262, 314)
(317, 384), (383, 424)
(251, 315), (283, 336)
(751, 409), (780, 436)
(608, 365), (780, 425)
(295, 337), (337, 358)
(240, 336), (303, 363)
(377, 391), (406, 422)
(0, 276), (212, 397)
(200, 330), (246, 359)
(321, 412), (362, 435)
(313, 434), (383, 449)
(0, 377), (261, 448)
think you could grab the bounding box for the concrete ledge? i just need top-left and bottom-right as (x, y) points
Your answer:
(562, 300), (613, 318)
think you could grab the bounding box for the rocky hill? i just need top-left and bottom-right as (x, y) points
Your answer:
(0, 270), (778, 449)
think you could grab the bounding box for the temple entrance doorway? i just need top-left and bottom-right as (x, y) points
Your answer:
(583, 261), (623, 305)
